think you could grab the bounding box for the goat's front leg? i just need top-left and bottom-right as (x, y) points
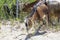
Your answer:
(42, 15), (48, 31)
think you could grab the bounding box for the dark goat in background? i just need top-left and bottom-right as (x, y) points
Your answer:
(3, 4), (20, 18)
(3, 4), (10, 15)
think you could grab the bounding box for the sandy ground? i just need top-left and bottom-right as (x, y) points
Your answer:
(0, 21), (60, 40)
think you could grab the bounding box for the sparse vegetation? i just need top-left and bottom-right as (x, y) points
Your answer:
(0, 0), (60, 31)
(0, 0), (60, 40)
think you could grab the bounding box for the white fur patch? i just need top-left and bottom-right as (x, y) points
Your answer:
(42, 15), (46, 19)
(24, 18), (28, 23)
(24, 18), (29, 25)
(24, 19), (26, 23)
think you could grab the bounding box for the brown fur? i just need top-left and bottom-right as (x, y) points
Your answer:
(27, 4), (48, 30)
(23, 0), (40, 12)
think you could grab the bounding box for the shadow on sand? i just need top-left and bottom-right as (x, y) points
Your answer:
(25, 31), (47, 40)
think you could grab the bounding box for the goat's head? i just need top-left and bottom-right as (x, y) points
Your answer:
(24, 17), (33, 31)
